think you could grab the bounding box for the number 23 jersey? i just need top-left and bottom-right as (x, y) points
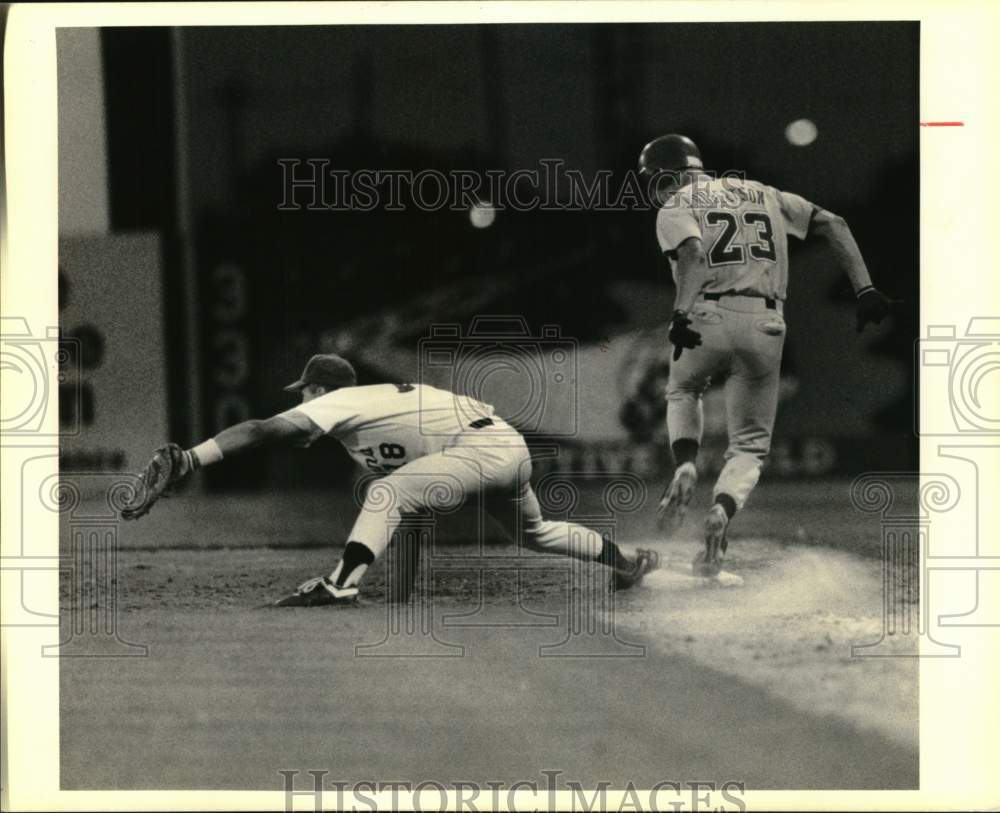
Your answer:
(278, 383), (497, 475)
(655, 176), (816, 302)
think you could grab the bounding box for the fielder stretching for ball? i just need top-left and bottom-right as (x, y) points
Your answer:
(637, 134), (893, 577)
(121, 354), (659, 606)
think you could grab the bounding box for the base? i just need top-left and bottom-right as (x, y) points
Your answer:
(646, 564), (745, 590)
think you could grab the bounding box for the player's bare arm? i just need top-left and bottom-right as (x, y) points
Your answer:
(667, 236), (707, 361)
(213, 415), (312, 457)
(810, 207), (893, 332)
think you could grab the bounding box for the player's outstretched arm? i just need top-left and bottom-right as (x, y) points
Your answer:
(212, 415), (311, 457)
(810, 208), (893, 332)
(120, 416), (310, 520)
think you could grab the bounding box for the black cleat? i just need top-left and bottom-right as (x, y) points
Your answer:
(611, 548), (660, 591)
(273, 576), (359, 607)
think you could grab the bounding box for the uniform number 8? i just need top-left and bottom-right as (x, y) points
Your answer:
(379, 443), (406, 459)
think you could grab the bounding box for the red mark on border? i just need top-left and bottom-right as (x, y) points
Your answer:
(920, 121), (964, 127)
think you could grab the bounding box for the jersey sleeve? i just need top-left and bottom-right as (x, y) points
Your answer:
(776, 189), (816, 240)
(277, 391), (359, 446)
(655, 204), (702, 255)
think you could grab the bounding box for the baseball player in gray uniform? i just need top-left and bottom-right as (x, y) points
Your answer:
(122, 354), (659, 605)
(637, 134), (892, 576)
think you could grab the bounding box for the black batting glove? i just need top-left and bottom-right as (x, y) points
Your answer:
(855, 287), (893, 332)
(669, 310), (702, 361)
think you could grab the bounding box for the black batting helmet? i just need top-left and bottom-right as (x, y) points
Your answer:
(637, 134), (703, 177)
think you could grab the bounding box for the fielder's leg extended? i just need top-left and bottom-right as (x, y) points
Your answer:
(485, 448), (659, 590)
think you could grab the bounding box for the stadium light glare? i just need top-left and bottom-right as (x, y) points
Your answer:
(785, 118), (818, 147)
(469, 202), (496, 229)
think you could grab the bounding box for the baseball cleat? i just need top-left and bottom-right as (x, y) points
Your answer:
(273, 575), (359, 607)
(611, 548), (661, 591)
(657, 462), (698, 530)
(693, 504), (729, 577)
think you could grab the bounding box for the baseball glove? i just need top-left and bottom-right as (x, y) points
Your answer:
(120, 443), (197, 520)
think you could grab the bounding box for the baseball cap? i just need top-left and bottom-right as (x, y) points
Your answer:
(284, 354), (358, 393)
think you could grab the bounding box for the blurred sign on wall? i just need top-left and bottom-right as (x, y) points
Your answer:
(59, 234), (168, 476)
(57, 28), (110, 236)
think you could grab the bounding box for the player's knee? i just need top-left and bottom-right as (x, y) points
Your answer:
(666, 379), (702, 397)
(363, 476), (422, 517)
(727, 430), (771, 461)
(666, 391), (702, 411)
(521, 520), (563, 551)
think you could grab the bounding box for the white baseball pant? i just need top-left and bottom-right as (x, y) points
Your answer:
(347, 420), (607, 565)
(666, 295), (787, 510)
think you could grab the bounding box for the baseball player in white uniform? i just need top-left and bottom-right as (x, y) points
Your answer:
(122, 354), (658, 606)
(637, 134), (893, 576)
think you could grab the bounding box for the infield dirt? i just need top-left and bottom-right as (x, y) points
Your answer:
(59, 479), (918, 790)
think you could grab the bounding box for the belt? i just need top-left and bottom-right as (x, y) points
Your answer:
(703, 292), (778, 310)
(468, 417), (494, 429)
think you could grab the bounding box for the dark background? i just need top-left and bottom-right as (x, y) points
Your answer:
(93, 22), (918, 488)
